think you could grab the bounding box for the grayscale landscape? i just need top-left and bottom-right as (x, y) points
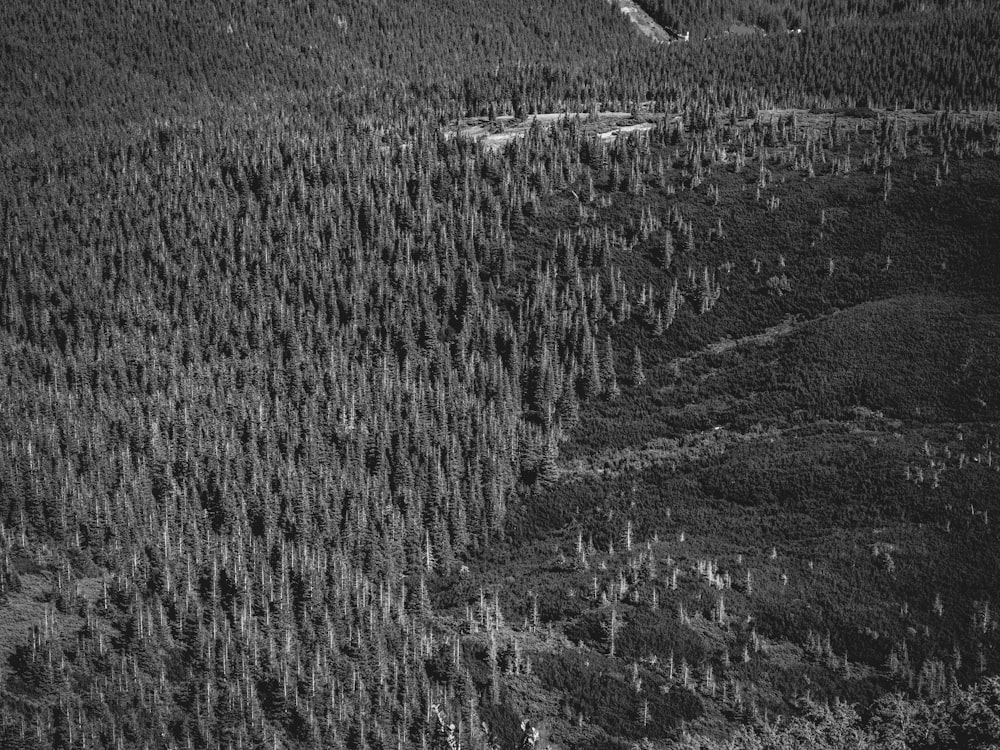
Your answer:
(0, 1), (998, 748)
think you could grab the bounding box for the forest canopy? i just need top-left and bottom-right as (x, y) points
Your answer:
(1, 1), (999, 749)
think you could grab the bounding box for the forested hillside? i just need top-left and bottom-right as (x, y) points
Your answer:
(636, 0), (995, 34)
(4, 0), (1000, 145)
(1, 1), (999, 748)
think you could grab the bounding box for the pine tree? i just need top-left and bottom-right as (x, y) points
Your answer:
(601, 335), (619, 400)
(555, 383), (580, 431)
(581, 331), (603, 400)
(603, 606), (622, 657)
(630, 345), (646, 386)
(662, 229), (674, 270)
(538, 435), (559, 485)
(663, 279), (680, 329)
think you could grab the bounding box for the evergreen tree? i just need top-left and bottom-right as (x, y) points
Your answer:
(601, 335), (620, 400)
(630, 345), (646, 386)
(662, 229), (674, 270)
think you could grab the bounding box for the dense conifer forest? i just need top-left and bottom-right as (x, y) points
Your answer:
(1, 1), (999, 748)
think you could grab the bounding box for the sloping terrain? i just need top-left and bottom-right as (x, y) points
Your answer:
(608, 0), (683, 43)
(435, 108), (1000, 747)
(1, 1), (1000, 749)
(451, 294), (1000, 746)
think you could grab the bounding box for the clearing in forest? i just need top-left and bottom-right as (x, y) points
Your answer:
(446, 111), (666, 151)
(606, 0), (685, 44)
